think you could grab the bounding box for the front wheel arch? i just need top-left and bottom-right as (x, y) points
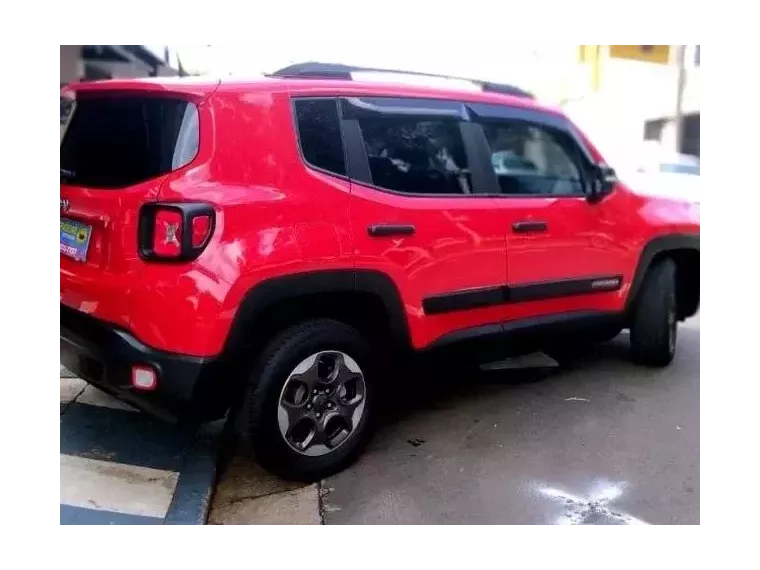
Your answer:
(626, 234), (699, 321)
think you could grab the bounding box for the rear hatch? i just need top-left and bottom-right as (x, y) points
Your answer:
(60, 81), (211, 328)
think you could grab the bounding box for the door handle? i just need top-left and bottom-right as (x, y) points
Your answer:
(512, 221), (548, 233)
(367, 224), (416, 237)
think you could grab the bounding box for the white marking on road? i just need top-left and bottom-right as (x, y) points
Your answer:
(536, 481), (649, 525)
(60, 454), (178, 518)
(565, 397), (590, 402)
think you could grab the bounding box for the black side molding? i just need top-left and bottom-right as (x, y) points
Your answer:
(509, 275), (622, 304)
(422, 275), (623, 316)
(423, 286), (505, 315)
(425, 310), (624, 355)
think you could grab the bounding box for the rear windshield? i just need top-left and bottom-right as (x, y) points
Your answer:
(60, 94), (199, 189)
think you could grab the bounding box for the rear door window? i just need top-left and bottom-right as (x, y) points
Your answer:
(357, 117), (472, 195)
(60, 94), (199, 189)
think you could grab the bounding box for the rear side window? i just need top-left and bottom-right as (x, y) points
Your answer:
(357, 118), (471, 195)
(294, 98), (346, 176)
(60, 95), (199, 189)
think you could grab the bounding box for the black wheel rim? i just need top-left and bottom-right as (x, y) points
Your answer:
(277, 351), (367, 457)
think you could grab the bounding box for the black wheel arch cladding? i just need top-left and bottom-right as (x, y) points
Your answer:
(222, 269), (412, 363)
(626, 233), (699, 320)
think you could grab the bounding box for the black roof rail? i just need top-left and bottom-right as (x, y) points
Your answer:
(269, 61), (535, 99)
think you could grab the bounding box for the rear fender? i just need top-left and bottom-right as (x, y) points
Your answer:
(222, 269), (411, 361)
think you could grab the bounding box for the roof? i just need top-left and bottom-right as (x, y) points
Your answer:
(59, 72), (563, 117)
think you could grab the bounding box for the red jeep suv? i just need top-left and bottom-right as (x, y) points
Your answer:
(60, 63), (700, 481)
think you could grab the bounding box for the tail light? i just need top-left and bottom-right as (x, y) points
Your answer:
(139, 203), (215, 261)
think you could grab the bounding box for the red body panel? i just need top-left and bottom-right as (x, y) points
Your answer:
(501, 191), (633, 319)
(60, 76), (700, 359)
(350, 183), (508, 348)
(136, 89), (354, 356)
(61, 79), (220, 353)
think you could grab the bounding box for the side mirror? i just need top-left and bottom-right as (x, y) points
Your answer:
(587, 164), (617, 203)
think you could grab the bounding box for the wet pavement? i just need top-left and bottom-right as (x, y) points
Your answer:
(321, 317), (699, 525)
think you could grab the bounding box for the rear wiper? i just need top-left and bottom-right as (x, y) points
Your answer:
(60, 168), (76, 181)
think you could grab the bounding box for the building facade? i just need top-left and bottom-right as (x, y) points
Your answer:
(556, 45), (700, 159)
(55, 40), (182, 140)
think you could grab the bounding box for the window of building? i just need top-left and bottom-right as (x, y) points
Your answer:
(83, 63), (112, 81)
(357, 117), (471, 194)
(294, 98), (346, 176)
(644, 119), (666, 142)
(482, 121), (585, 196)
(694, 40), (705, 66)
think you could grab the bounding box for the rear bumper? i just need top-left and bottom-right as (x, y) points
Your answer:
(60, 304), (229, 423)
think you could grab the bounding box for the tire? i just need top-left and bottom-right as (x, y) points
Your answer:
(238, 319), (376, 482)
(630, 258), (678, 367)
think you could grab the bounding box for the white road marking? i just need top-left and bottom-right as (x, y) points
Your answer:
(565, 397), (590, 402)
(536, 481), (649, 525)
(60, 455), (178, 518)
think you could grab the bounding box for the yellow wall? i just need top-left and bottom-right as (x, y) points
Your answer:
(577, 45), (672, 92)
(608, 45), (670, 64)
(578, 45), (604, 91)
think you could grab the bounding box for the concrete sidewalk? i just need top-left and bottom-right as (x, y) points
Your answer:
(208, 453), (321, 525)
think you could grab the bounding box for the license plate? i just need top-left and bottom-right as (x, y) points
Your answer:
(60, 217), (92, 262)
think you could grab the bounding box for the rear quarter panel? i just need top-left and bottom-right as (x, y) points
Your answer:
(136, 90), (352, 357)
(60, 81), (218, 337)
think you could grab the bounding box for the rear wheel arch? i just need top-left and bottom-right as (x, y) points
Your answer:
(626, 234), (700, 321)
(222, 269), (412, 367)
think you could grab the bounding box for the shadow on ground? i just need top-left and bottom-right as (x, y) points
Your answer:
(377, 335), (636, 428)
(208, 334), (640, 513)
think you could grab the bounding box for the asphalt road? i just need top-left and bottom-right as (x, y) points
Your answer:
(321, 316), (699, 525)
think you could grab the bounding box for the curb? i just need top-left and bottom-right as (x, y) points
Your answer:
(164, 419), (226, 525)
